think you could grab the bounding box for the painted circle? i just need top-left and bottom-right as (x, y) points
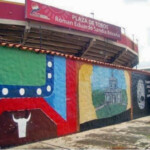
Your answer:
(48, 73), (52, 79)
(19, 88), (25, 96)
(37, 88), (42, 95)
(2, 88), (8, 95)
(47, 61), (52, 68)
(137, 79), (145, 110)
(47, 85), (51, 92)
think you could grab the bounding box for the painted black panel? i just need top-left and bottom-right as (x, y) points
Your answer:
(80, 109), (131, 131)
(131, 72), (150, 119)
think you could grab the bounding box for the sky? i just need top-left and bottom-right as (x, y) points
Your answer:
(91, 67), (126, 90)
(4, 0), (150, 68)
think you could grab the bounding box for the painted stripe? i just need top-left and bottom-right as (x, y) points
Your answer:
(124, 71), (131, 110)
(79, 64), (97, 124)
(65, 59), (78, 134)
(44, 56), (66, 120)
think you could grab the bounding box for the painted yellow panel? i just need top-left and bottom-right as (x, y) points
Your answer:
(79, 64), (97, 124)
(124, 71), (131, 109)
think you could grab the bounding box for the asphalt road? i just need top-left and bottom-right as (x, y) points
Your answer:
(9, 116), (150, 149)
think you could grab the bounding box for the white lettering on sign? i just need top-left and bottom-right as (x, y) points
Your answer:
(95, 21), (109, 29)
(55, 16), (73, 26)
(72, 15), (88, 23)
(145, 80), (150, 98)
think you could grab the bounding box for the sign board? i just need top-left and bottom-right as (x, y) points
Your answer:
(25, 0), (121, 40)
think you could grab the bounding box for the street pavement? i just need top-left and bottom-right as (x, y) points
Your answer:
(8, 116), (150, 149)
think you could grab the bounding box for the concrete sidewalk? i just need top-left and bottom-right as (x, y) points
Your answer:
(9, 116), (150, 149)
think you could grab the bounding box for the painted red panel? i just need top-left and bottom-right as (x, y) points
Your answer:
(25, 0), (121, 40)
(0, 2), (25, 21)
(0, 98), (65, 124)
(65, 59), (78, 133)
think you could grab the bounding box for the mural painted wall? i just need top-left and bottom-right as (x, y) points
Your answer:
(131, 72), (150, 119)
(79, 63), (132, 129)
(1, 45), (150, 147)
(0, 46), (78, 147)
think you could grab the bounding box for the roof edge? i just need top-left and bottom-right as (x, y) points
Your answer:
(0, 41), (148, 75)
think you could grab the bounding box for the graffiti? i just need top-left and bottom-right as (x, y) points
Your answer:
(12, 113), (31, 138)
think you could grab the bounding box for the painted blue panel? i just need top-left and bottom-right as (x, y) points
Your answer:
(91, 66), (126, 91)
(44, 56), (66, 120)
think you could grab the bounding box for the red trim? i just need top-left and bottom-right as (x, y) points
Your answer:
(0, 42), (143, 75)
(118, 34), (138, 53)
(0, 2), (25, 21)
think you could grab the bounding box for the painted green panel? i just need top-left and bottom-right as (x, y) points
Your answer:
(0, 46), (46, 86)
(95, 90), (127, 119)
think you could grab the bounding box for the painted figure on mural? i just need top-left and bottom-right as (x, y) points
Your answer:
(91, 67), (128, 119)
(12, 113), (31, 138)
(105, 71), (122, 105)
